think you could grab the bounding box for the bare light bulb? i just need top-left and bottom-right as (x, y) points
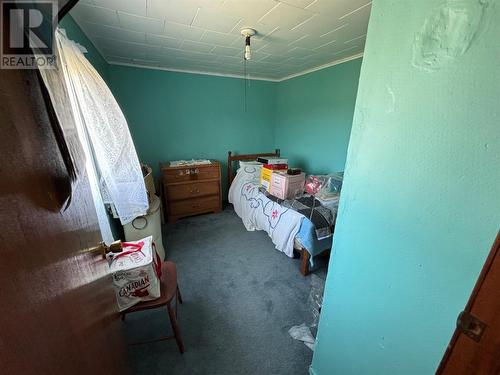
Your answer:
(241, 29), (256, 61)
(244, 44), (251, 60)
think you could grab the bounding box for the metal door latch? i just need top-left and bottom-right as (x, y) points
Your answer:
(456, 311), (487, 342)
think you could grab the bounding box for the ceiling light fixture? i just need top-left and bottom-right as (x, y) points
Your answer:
(241, 28), (256, 60)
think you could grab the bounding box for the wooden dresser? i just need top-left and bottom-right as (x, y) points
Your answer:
(161, 161), (222, 223)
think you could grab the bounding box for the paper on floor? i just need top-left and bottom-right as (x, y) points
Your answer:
(288, 323), (316, 351)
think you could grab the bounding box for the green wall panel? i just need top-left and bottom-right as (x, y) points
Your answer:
(275, 58), (362, 174)
(311, 1), (500, 374)
(107, 65), (276, 195)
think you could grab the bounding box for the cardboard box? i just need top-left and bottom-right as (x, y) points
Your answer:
(260, 167), (274, 191)
(263, 163), (288, 170)
(257, 157), (288, 165)
(142, 164), (156, 204)
(270, 171), (305, 200)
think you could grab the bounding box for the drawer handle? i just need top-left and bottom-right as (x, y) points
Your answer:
(190, 188), (200, 194)
(192, 204), (200, 208)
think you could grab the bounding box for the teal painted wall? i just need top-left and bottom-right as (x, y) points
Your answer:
(106, 58), (361, 195)
(275, 58), (362, 174)
(107, 65), (276, 195)
(59, 15), (108, 80)
(311, 1), (500, 374)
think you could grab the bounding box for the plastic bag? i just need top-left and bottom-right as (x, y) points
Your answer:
(304, 175), (326, 195)
(109, 236), (161, 311)
(308, 274), (326, 328)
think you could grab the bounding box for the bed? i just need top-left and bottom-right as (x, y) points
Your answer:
(227, 150), (333, 275)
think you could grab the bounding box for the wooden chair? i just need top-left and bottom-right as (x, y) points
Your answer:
(121, 261), (184, 353)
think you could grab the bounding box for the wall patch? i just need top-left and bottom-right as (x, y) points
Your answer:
(412, 0), (492, 71)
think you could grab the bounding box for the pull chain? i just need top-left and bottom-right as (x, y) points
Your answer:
(244, 58), (247, 112)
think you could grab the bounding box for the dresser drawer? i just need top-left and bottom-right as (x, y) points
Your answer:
(169, 195), (220, 216)
(163, 165), (219, 183)
(167, 181), (219, 201)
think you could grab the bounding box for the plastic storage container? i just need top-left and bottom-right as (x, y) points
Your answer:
(123, 195), (165, 260)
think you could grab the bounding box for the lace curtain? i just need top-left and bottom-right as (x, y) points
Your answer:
(55, 30), (148, 225)
(39, 29), (148, 244)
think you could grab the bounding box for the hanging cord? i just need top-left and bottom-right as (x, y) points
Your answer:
(244, 57), (247, 112)
(243, 34), (251, 112)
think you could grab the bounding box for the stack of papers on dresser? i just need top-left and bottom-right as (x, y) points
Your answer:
(170, 159), (211, 167)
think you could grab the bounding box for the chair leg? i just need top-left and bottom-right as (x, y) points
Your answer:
(121, 313), (126, 321)
(177, 286), (183, 304)
(167, 301), (184, 354)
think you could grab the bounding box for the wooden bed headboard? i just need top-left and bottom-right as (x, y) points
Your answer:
(227, 149), (280, 192)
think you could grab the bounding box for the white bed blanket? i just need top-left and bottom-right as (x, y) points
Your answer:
(228, 166), (304, 258)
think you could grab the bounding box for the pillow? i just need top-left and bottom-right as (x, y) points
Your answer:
(236, 161), (262, 184)
(239, 160), (263, 169)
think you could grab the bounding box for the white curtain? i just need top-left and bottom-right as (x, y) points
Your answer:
(55, 29), (148, 225)
(39, 29), (148, 243)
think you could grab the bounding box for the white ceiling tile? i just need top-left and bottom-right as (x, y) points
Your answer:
(70, 3), (120, 27)
(80, 21), (146, 43)
(211, 45), (241, 57)
(344, 34), (366, 45)
(163, 48), (218, 62)
(214, 55), (244, 65)
(257, 42), (291, 55)
(93, 0), (147, 16)
(338, 1), (372, 20)
(74, 0), (371, 80)
(260, 54), (289, 64)
(247, 50), (270, 62)
(163, 21), (205, 41)
(192, 8), (241, 33)
(287, 46), (312, 57)
(319, 23), (349, 38)
(181, 40), (215, 53)
(200, 30), (239, 46)
(316, 44), (361, 60)
(305, 0), (370, 17)
(278, 0), (317, 9)
(313, 39), (338, 52)
(118, 11), (164, 33)
(97, 38), (160, 59)
(220, 0), (278, 20)
(258, 2), (313, 31)
(146, 0), (199, 25)
(146, 33), (182, 49)
(102, 45), (147, 59)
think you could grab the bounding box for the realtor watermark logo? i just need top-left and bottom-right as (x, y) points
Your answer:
(1, 0), (57, 69)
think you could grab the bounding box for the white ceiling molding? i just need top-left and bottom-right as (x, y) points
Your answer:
(277, 52), (363, 81)
(105, 52), (363, 82)
(106, 60), (282, 82)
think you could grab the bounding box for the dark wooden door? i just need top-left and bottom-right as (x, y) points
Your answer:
(0, 66), (129, 372)
(437, 231), (500, 374)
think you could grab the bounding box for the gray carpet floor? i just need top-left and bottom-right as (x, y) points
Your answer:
(124, 207), (326, 375)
